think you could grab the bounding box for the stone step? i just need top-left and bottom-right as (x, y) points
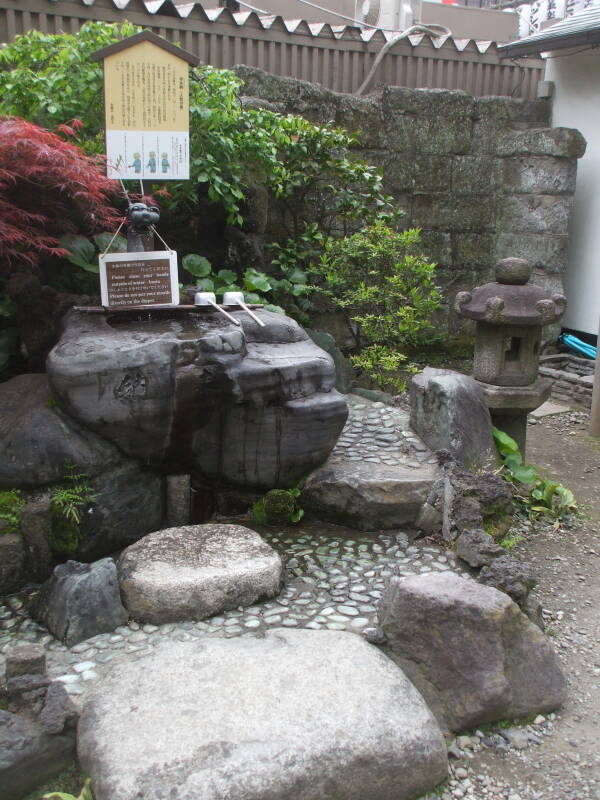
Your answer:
(302, 459), (438, 530)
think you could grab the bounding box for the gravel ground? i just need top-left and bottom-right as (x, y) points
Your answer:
(422, 407), (600, 800)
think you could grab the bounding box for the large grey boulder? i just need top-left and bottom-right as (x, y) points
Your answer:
(0, 710), (75, 800)
(378, 572), (566, 732)
(47, 309), (347, 489)
(302, 460), (437, 530)
(409, 368), (499, 469)
(78, 630), (448, 800)
(32, 559), (127, 647)
(118, 524), (284, 624)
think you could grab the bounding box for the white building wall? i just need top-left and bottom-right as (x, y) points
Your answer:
(546, 48), (600, 336)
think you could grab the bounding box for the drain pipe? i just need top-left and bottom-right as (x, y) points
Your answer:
(590, 318), (600, 437)
(355, 23), (450, 96)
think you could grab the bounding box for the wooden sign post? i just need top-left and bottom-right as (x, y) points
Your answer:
(91, 31), (199, 181)
(91, 32), (199, 310)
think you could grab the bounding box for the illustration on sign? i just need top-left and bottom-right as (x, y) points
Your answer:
(99, 250), (179, 308)
(92, 32), (199, 181)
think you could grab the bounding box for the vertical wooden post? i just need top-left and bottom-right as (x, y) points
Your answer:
(590, 318), (600, 437)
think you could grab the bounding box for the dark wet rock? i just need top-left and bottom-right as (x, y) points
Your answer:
(439, 463), (513, 542)
(78, 463), (164, 560)
(302, 460), (437, 530)
(379, 572), (567, 732)
(6, 674), (51, 716)
(32, 559), (127, 647)
(410, 368), (499, 470)
(0, 709), (75, 800)
(20, 497), (54, 582)
(77, 631), (448, 800)
(479, 555), (537, 604)
(47, 309), (347, 490)
(0, 533), (26, 595)
(118, 524), (284, 624)
(0, 374), (125, 489)
(306, 328), (354, 393)
(40, 682), (80, 736)
(456, 529), (505, 568)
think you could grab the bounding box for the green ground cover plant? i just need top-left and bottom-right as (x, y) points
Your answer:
(493, 427), (577, 523)
(42, 778), (93, 800)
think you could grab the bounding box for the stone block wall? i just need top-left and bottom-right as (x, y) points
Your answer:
(235, 67), (586, 331)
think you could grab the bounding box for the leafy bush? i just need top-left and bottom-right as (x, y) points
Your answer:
(60, 232), (128, 276)
(0, 117), (119, 273)
(0, 489), (25, 535)
(493, 427), (577, 521)
(182, 253), (310, 315)
(0, 116), (120, 373)
(0, 22), (393, 237)
(310, 222), (442, 391)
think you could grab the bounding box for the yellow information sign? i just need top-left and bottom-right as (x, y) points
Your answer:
(92, 32), (199, 181)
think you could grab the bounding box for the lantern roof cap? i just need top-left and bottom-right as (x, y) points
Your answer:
(454, 258), (566, 326)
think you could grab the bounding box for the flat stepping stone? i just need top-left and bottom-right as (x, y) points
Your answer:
(302, 460), (438, 530)
(78, 630), (447, 800)
(118, 524), (284, 624)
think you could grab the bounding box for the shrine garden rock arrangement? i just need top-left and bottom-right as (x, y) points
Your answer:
(77, 630), (448, 800)
(118, 524), (285, 624)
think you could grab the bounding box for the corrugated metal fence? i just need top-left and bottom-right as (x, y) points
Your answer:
(0, 0), (544, 98)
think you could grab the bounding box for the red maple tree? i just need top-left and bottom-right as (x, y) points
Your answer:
(0, 117), (120, 274)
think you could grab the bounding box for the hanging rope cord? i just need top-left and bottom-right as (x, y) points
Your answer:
(355, 23), (451, 95)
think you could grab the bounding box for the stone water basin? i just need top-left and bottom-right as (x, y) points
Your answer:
(47, 308), (348, 489)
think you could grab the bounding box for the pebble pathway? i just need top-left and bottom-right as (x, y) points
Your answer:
(330, 394), (437, 468)
(0, 395), (456, 698)
(0, 525), (465, 698)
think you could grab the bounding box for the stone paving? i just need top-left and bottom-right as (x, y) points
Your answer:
(330, 394), (437, 468)
(0, 526), (465, 698)
(0, 395), (460, 699)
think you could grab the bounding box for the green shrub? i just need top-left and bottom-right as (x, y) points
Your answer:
(310, 222), (442, 391)
(0, 22), (394, 238)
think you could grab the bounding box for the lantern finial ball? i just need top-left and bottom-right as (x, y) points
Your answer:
(495, 258), (531, 286)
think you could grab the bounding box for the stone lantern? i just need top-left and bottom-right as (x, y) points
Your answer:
(455, 257), (566, 454)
